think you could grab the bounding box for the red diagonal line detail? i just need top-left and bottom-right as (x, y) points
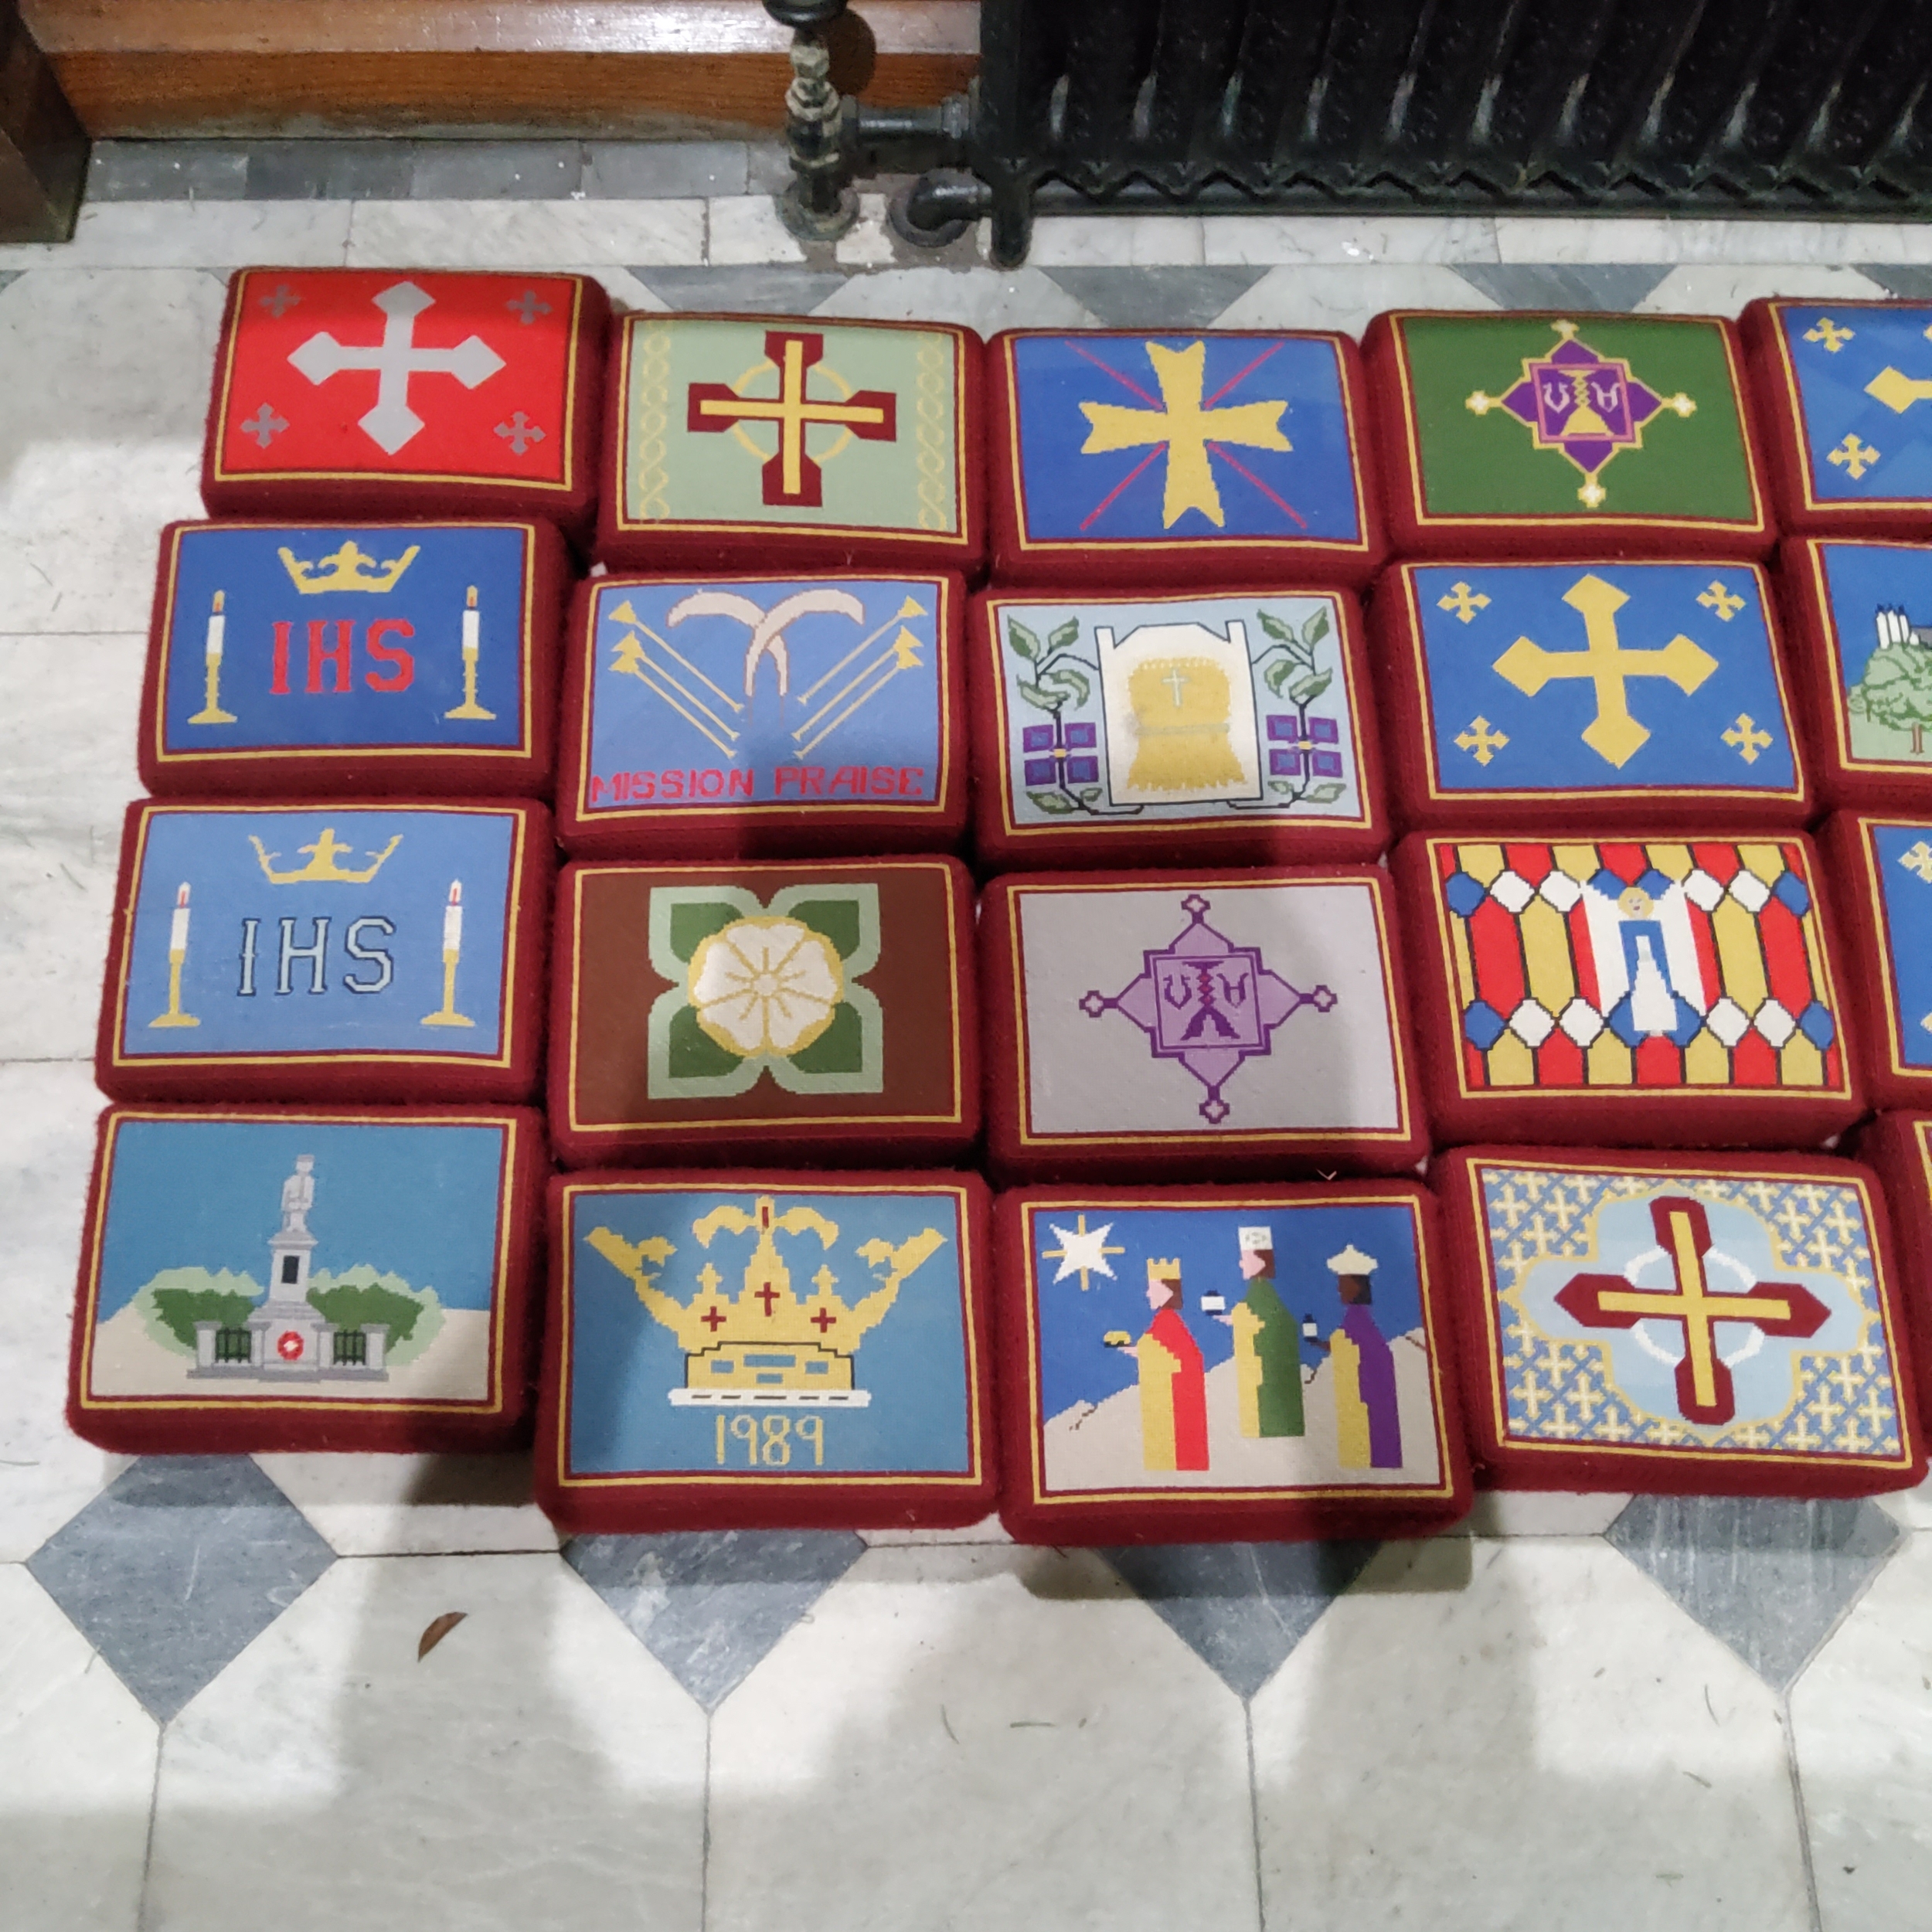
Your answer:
(1080, 443), (1168, 530)
(1202, 341), (1284, 407)
(1068, 339), (1164, 409)
(1206, 441), (1308, 529)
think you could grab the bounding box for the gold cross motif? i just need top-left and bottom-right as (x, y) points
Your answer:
(1829, 432), (1882, 478)
(1455, 716), (1509, 766)
(1491, 573), (1719, 769)
(1723, 714), (1773, 764)
(1698, 580), (1745, 621)
(1899, 840), (1932, 882)
(1866, 366), (1932, 415)
(1439, 582), (1490, 624)
(1861, 1388), (1892, 1440)
(1077, 340), (1290, 529)
(1804, 318), (1855, 353)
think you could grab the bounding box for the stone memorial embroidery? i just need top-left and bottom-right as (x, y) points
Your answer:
(1410, 563), (1795, 794)
(1080, 893), (1335, 1123)
(1812, 543), (1932, 767)
(645, 883), (883, 1099)
(584, 577), (943, 811)
(1465, 319), (1696, 509)
(620, 318), (961, 535)
(997, 594), (1362, 825)
(1478, 1162), (1904, 1457)
(1866, 821), (1932, 1068)
(561, 1183), (974, 1475)
(1008, 333), (1363, 546)
(1777, 303), (1932, 502)
(1435, 839), (1842, 1094)
(83, 1117), (509, 1406)
(1026, 1199), (1441, 1491)
(157, 526), (530, 758)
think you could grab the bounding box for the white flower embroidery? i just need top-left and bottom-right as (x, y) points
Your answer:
(688, 917), (844, 1058)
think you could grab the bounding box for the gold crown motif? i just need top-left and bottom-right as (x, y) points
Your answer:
(1147, 1256), (1183, 1281)
(588, 1195), (945, 1398)
(250, 827), (403, 885)
(277, 540), (420, 596)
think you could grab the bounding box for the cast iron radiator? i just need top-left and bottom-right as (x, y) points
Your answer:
(768, 0), (1932, 265)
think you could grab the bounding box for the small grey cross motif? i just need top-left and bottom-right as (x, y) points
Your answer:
(495, 412), (546, 454)
(259, 284), (300, 319)
(240, 403), (289, 448)
(506, 290), (551, 326)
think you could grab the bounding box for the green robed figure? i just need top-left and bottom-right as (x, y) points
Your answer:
(1216, 1224), (1309, 1438)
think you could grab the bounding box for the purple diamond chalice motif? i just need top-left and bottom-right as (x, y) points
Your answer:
(1465, 319), (1696, 509)
(1078, 893), (1335, 1124)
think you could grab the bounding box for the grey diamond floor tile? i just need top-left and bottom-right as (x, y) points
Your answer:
(1856, 266), (1932, 300)
(566, 1529), (865, 1710)
(0, 270), (24, 301)
(635, 265), (852, 315)
(1451, 263), (1676, 312)
(1101, 1540), (1379, 1699)
(26, 1457), (335, 1723)
(1605, 1495), (1900, 1690)
(1043, 266), (1271, 330)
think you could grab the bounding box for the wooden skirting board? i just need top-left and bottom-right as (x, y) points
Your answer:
(22, 0), (979, 138)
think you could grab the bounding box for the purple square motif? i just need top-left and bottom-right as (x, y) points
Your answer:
(1270, 748), (1302, 777)
(1311, 750), (1345, 777)
(1023, 758), (1058, 785)
(1066, 723), (1097, 749)
(1266, 715), (1297, 741)
(1022, 726), (1054, 753)
(1306, 717), (1338, 744)
(1066, 757), (1100, 784)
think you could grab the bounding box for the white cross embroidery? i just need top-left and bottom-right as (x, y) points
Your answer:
(287, 281), (505, 455)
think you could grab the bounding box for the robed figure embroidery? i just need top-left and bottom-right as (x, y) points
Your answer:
(1109, 1258), (1208, 1471)
(1222, 1224), (1305, 1438)
(1328, 1243), (1401, 1469)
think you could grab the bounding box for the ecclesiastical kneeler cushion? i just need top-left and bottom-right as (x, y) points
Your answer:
(96, 798), (552, 1105)
(67, 1102), (546, 1455)
(983, 328), (1384, 589)
(1392, 831), (1862, 1148)
(968, 583), (1388, 871)
(1819, 811), (1932, 1113)
(201, 269), (609, 530)
(1775, 536), (1932, 813)
(1436, 1146), (1926, 1498)
(595, 312), (983, 576)
(536, 1168), (995, 1532)
(979, 867), (1427, 1183)
(138, 519), (568, 800)
(993, 1180), (1470, 1545)
(1360, 310), (1772, 560)
(556, 568), (968, 859)
(549, 855), (978, 1168)
(1741, 298), (1932, 539)
(1369, 557), (1808, 833)
(1855, 1113), (1932, 1412)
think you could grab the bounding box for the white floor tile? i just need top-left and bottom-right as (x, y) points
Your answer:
(0, 633), (142, 1061)
(1462, 1490), (1632, 1538)
(0, 270), (219, 634)
(858, 1512), (1012, 1546)
(1791, 1532), (1932, 1931)
(706, 196), (808, 266)
(1202, 215), (1499, 267)
(809, 264), (1095, 332)
(833, 193), (900, 268)
(1636, 265), (1891, 314)
(1876, 1470), (1932, 1532)
(346, 200), (706, 269)
(0, 1566), (157, 1932)
(254, 1451), (562, 1557)
(1496, 216), (1932, 267)
(148, 1553), (707, 1932)
(0, 1064), (125, 1564)
(1251, 1537), (1811, 1931)
(1028, 214), (1206, 267)
(1209, 261), (1498, 339)
(0, 201), (349, 271)
(707, 1545), (1258, 1932)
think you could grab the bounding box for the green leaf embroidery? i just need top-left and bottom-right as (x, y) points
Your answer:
(1076, 787), (1101, 804)
(1263, 656), (1298, 697)
(1301, 607), (1332, 649)
(1026, 788), (1077, 815)
(1286, 668), (1333, 708)
(1256, 609), (1294, 642)
(1039, 665), (1092, 708)
(1301, 780), (1347, 804)
(1267, 779), (1294, 796)
(1007, 620), (1039, 662)
(1015, 679), (1060, 714)
(1046, 618), (1081, 653)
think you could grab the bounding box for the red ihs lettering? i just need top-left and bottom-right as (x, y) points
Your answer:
(362, 619), (416, 692)
(305, 619), (353, 695)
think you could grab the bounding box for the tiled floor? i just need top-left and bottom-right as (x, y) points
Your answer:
(5, 141), (1932, 1929)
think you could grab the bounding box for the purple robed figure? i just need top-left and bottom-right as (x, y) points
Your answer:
(1327, 1243), (1402, 1470)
